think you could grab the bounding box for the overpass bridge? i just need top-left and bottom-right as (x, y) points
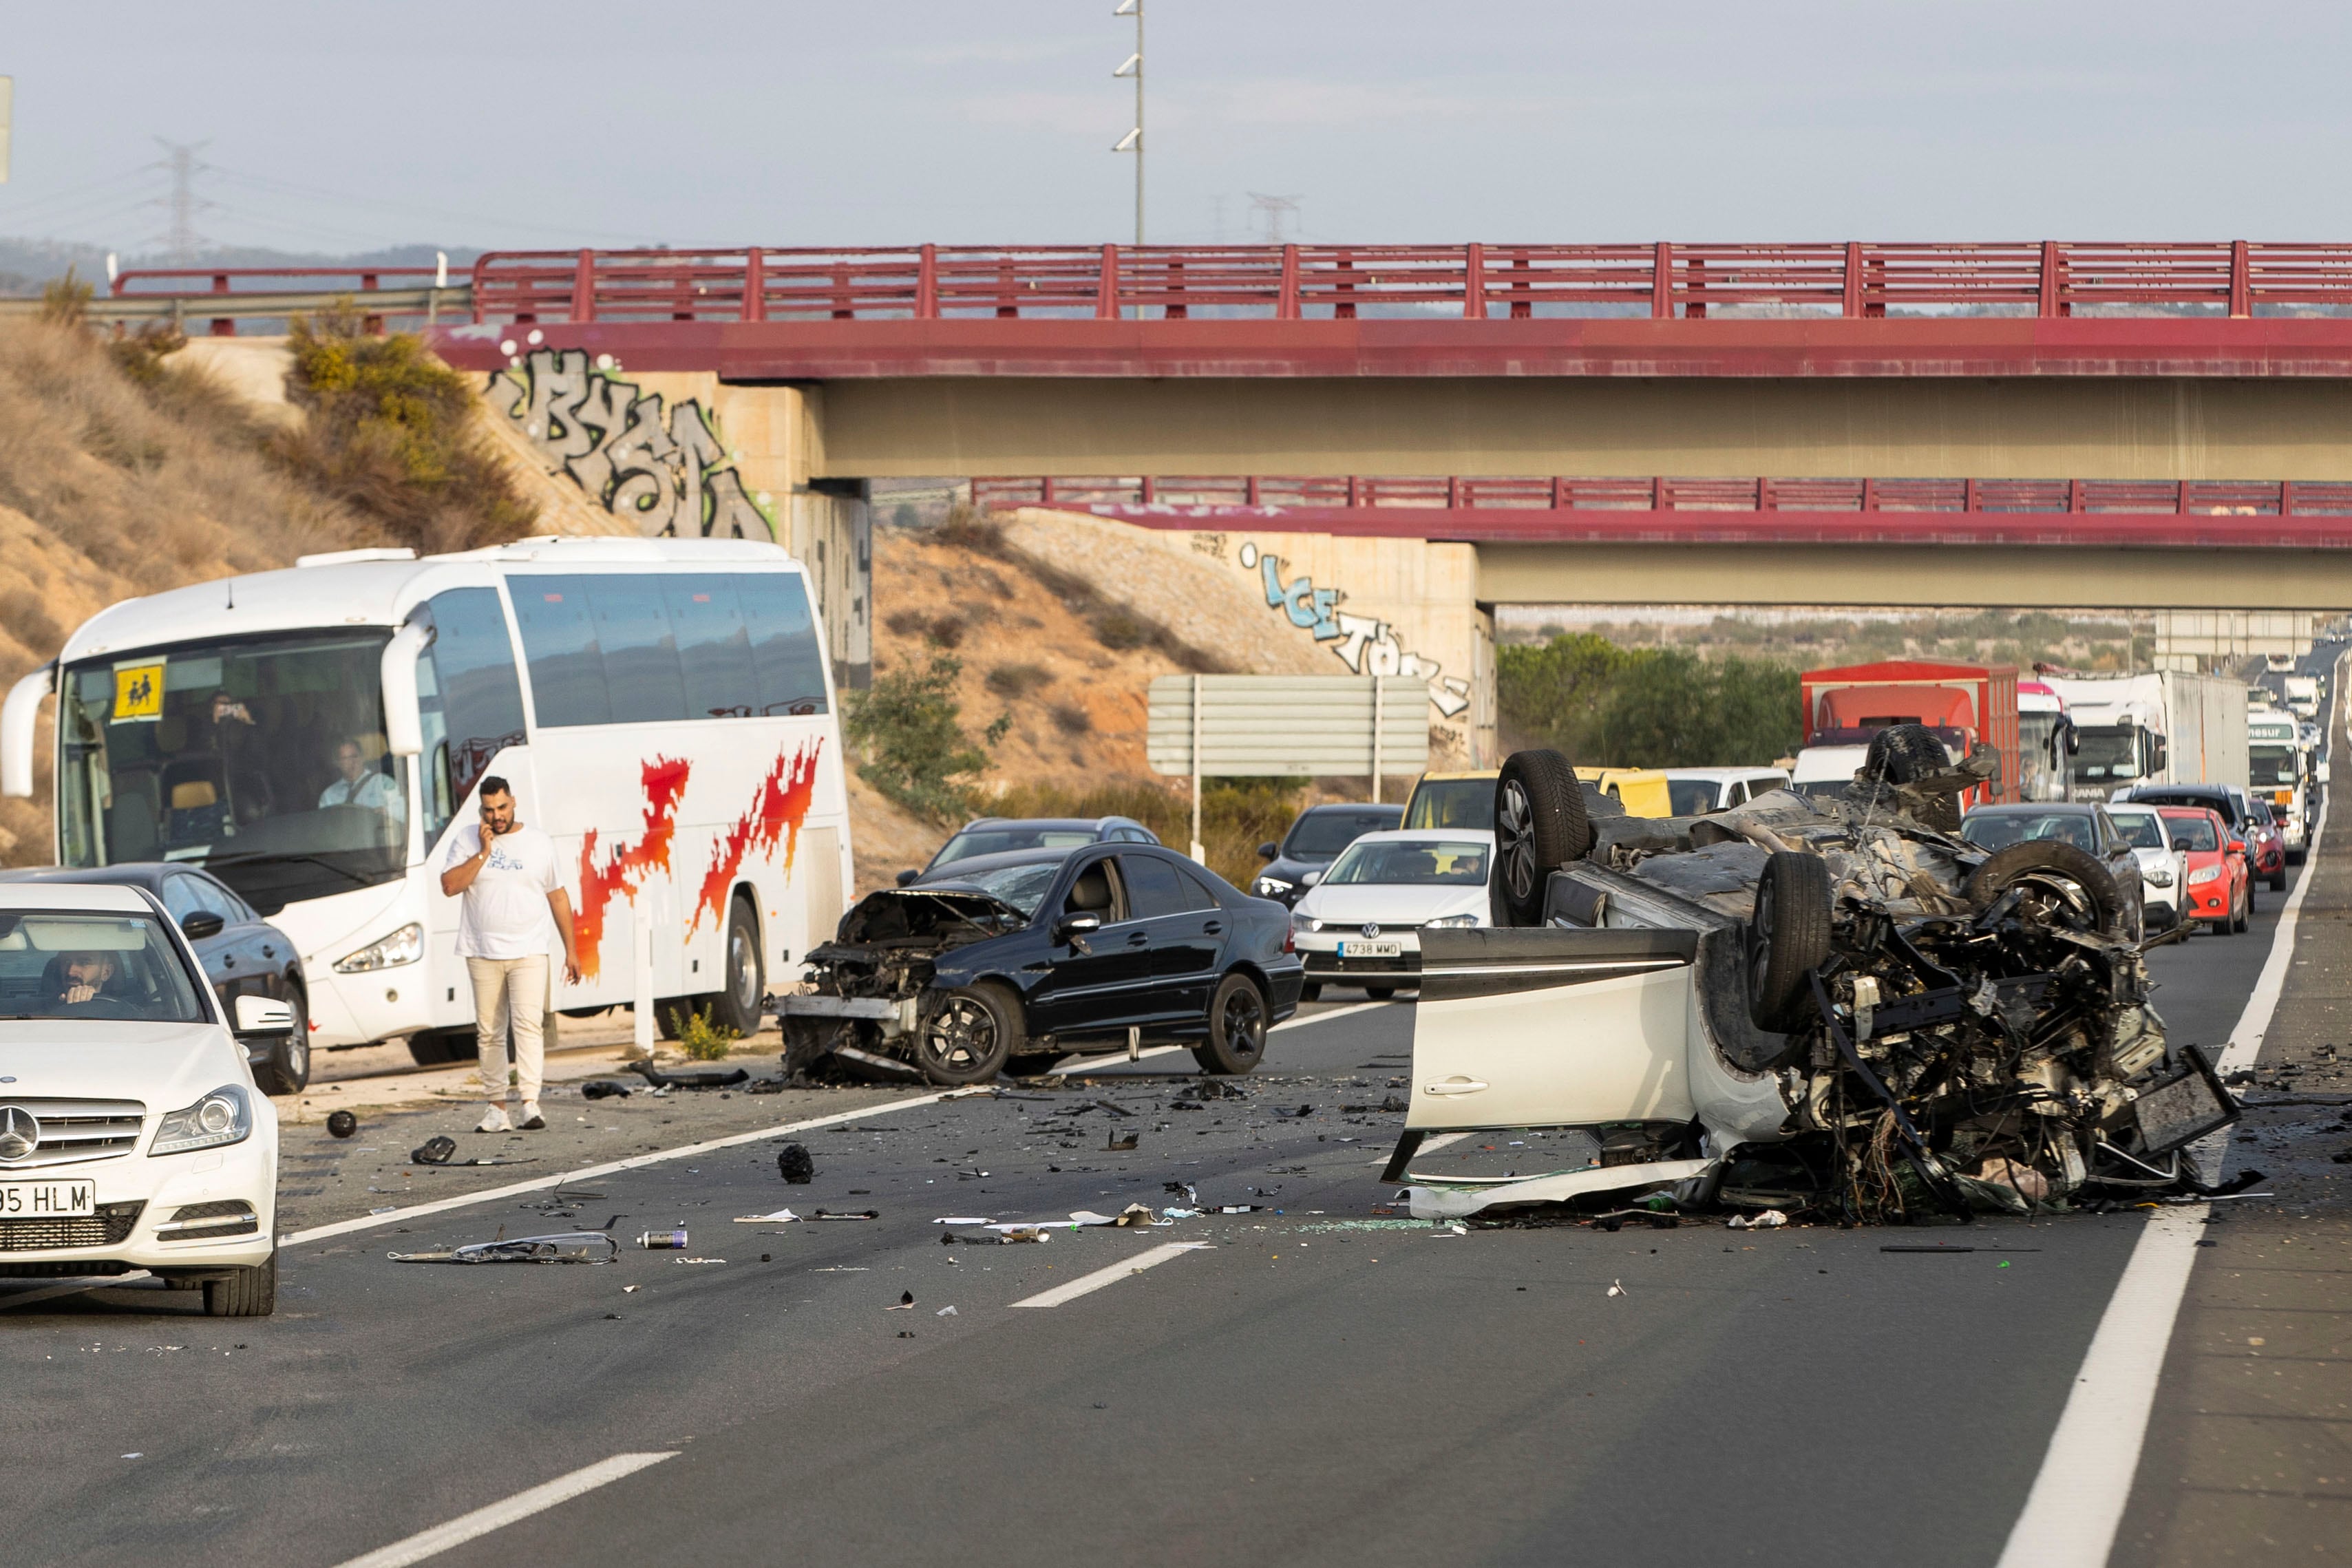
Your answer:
(110, 242), (2352, 485)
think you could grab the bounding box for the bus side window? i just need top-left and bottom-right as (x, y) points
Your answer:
(665, 574), (759, 719)
(421, 588), (527, 841)
(737, 574), (829, 717)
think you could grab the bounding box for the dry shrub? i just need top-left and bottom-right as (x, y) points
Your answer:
(271, 306), (536, 554)
(924, 613), (966, 649)
(937, 500), (1004, 554)
(1050, 701), (1093, 736)
(884, 608), (930, 638)
(985, 662), (1053, 698)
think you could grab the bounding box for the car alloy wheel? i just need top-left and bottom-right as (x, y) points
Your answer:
(925, 997), (997, 1073)
(1497, 778), (1537, 906)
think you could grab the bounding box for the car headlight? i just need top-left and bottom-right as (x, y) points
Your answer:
(1291, 914), (1322, 935)
(151, 1085), (252, 1156)
(2145, 867), (2174, 887)
(1422, 913), (1481, 928)
(2187, 865), (2221, 885)
(1255, 877), (1295, 897)
(335, 922), (423, 973)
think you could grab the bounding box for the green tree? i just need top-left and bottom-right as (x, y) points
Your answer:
(846, 653), (1008, 822)
(1496, 632), (1629, 755)
(1499, 635), (1803, 767)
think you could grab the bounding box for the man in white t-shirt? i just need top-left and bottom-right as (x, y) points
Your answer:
(436, 776), (581, 1133)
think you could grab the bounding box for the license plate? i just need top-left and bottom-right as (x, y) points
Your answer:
(0, 1180), (96, 1218)
(1341, 940), (1403, 958)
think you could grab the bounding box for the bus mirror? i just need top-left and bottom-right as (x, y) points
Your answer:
(0, 662), (53, 799)
(381, 622), (432, 758)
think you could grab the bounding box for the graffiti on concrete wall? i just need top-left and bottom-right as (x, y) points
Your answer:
(1237, 541), (1472, 718)
(490, 348), (772, 539)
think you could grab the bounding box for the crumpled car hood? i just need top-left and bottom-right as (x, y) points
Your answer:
(835, 886), (1030, 944)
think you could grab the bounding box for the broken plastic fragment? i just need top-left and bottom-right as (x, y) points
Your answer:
(886, 1290), (916, 1311)
(935, 1304), (957, 1317)
(1726, 1209), (1789, 1230)
(1607, 1279), (1626, 1297)
(734, 1209), (801, 1225)
(326, 1110), (358, 1138)
(411, 1136), (457, 1166)
(388, 1231), (619, 1265)
(776, 1143), (815, 1184)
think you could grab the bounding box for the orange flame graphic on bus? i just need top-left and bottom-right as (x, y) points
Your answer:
(573, 755), (690, 982)
(692, 741), (824, 935)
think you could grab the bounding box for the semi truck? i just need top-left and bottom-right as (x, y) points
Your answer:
(2042, 672), (2249, 802)
(2284, 672), (2322, 720)
(1795, 659), (2020, 805)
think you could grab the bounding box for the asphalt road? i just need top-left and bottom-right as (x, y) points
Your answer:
(4, 819), (2329, 1568)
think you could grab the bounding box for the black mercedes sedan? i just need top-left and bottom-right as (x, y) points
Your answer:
(1250, 802), (1403, 907)
(779, 843), (1302, 1084)
(0, 862), (310, 1093)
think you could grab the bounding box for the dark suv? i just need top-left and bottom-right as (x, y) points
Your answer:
(898, 816), (1160, 886)
(1251, 803), (1403, 908)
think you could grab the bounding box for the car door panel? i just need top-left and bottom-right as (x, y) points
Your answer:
(1026, 857), (1152, 1039)
(1408, 927), (1699, 1132)
(1117, 854), (1218, 1025)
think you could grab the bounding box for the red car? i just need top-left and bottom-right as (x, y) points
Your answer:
(2160, 806), (2250, 933)
(2243, 798), (2290, 893)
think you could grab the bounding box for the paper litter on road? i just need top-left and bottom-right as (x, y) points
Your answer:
(935, 1305), (957, 1317)
(1607, 1279), (1627, 1297)
(733, 1208), (801, 1224)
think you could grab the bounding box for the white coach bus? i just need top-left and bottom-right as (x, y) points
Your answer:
(0, 537), (854, 1065)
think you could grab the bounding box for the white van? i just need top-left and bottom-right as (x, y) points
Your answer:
(1659, 768), (1793, 815)
(2, 538), (854, 1063)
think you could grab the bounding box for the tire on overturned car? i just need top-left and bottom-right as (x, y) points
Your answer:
(1744, 851), (1834, 1032)
(1491, 749), (1591, 927)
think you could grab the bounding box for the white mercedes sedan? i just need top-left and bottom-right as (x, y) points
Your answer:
(1289, 829), (1494, 1001)
(0, 883), (286, 1315)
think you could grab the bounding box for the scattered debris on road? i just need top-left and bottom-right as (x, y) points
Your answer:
(326, 1110), (359, 1138)
(389, 1232), (619, 1265)
(637, 1229), (689, 1249)
(777, 1142), (816, 1183)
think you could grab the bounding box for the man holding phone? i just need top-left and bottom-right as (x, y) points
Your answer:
(436, 776), (581, 1133)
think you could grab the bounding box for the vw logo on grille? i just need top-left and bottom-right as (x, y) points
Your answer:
(1362, 922), (1381, 939)
(0, 1105), (39, 1162)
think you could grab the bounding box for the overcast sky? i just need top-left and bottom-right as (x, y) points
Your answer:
(4, 1), (2346, 256)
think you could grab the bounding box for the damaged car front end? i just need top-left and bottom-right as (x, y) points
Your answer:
(780, 884), (1034, 1085)
(1392, 730), (2241, 1223)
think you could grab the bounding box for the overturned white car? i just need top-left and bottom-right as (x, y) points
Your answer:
(1390, 732), (2240, 1223)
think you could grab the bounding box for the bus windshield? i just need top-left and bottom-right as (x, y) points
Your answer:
(59, 630), (406, 912)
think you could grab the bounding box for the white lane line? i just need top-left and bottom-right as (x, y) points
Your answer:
(1993, 1207), (2209, 1568)
(1043, 999), (1394, 1074)
(332, 1451), (677, 1568)
(1008, 1240), (1214, 1307)
(290, 1002), (1403, 1244)
(284, 1090), (975, 1247)
(2218, 785), (2331, 1075)
(1995, 650), (2342, 1568)
(0, 1269), (153, 1310)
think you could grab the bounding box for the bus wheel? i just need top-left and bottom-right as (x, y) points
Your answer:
(706, 894), (765, 1038)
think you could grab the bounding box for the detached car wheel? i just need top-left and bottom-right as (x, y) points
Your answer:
(1965, 841), (2128, 937)
(1492, 749), (1591, 928)
(202, 1251), (277, 1317)
(1193, 973), (1269, 1075)
(916, 984), (1019, 1084)
(1745, 851), (1834, 1030)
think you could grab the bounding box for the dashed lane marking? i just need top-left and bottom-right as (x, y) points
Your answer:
(1008, 1240), (1215, 1307)
(331, 1451), (677, 1568)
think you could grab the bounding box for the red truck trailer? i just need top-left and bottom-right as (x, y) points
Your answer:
(1799, 659), (2020, 806)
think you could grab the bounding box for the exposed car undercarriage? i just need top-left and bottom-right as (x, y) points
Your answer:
(1404, 728), (2245, 1223)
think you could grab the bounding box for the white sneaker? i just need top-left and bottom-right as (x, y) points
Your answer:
(518, 1103), (546, 1131)
(476, 1105), (513, 1133)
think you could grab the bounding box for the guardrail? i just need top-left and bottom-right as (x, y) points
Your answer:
(974, 474), (2352, 515)
(434, 242), (2352, 324)
(0, 269), (472, 335)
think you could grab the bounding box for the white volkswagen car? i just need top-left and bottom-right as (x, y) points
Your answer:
(0, 883), (286, 1315)
(1289, 829), (1493, 1000)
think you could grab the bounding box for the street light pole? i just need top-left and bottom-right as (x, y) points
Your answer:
(1112, 0), (1142, 247)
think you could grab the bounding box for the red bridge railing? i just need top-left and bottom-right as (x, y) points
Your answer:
(973, 475), (2352, 516)
(449, 242), (2352, 324)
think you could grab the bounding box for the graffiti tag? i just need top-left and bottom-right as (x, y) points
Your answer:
(1238, 541), (1470, 718)
(490, 348), (772, 540)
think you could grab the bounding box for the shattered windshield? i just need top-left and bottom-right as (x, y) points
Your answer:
(1403, 780), (1493, 831)
(1962, 812), (2097, 851)
(1324, 840), (1489, 885)
(0, 911), (206, 1024)
(927, 860), (1059, 920)
(59, 631), (406, 913)
(2071, 726), (2141, 781)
